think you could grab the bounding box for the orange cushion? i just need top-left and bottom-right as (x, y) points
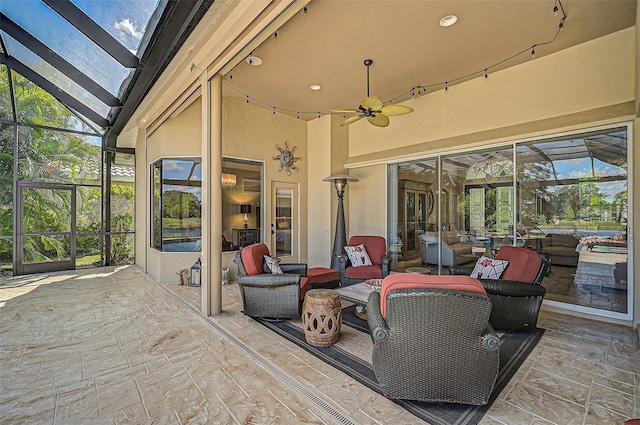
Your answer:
(240, 243), (270, 275)
(349, 236), (386, 264)
(497, 246), (542, 283)
(380, 274), (486, 318)
(345, 264), (383, 280)
(307, 267), (340, 284)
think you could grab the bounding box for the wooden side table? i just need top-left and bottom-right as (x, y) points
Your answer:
(302, 289), (342, 347)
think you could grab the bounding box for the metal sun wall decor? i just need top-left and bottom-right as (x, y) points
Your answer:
(273, 141), (301, 175)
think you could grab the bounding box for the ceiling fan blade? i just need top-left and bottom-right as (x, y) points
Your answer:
(341, 115), (365, 126)
(361, 96), (383, 110)
(329, 108), (359, 114)
(380, 104), (414, 116)
(368, 114), (389, 127)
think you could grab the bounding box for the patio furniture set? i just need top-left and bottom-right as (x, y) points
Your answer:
(233, 235), (549, 405)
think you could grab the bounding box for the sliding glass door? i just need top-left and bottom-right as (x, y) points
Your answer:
(388, 124), (631, 318)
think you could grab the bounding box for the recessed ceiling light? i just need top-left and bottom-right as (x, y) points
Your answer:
(245, 55), (262, 66)
(309, 84), (321, 91)
(439, 14), (458, 27)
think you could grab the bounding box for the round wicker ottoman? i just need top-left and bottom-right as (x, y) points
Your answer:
(302, 289), (342, 347)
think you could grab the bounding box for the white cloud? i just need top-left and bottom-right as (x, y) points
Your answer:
(114, 19), (143, 41)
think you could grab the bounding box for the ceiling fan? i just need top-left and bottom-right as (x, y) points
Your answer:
(330, 59), (414, 127)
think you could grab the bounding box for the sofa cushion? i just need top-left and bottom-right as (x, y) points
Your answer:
(443, 232), (459, 246)
(496, 246), (543, 283)
(241, 243), (270, 275)
(263, 255), (283, 274)
(471, 256), (508, 279)
(345, 264), (383, 280)
(450, 243), (473, 254)
(380, 274), (486, 318)
(546, 234), (579, 248)
(344, 244), (373, 267)
(349, 236), (387, 264)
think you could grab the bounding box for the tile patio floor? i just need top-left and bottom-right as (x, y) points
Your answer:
(1, 265), (638, 424)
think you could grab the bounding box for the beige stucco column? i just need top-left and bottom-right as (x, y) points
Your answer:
(202, 73), (223, 315)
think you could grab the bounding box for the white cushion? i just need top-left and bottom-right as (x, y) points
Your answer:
(263, 255), (283, 274)
(470, 256), (508, 279)
(344, 244), (373, 267)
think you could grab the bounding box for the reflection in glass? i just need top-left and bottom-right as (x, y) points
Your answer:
(517, 127), (628, 313)
(151, 158), (202, 252)
(275, 188), (293, 257)
(222, 158), (262, 252)
(388, 126), (630, 316)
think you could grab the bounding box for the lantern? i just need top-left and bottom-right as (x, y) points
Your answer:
(189, 257), (202, 286)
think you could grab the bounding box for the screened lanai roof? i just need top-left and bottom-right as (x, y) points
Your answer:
(0, 0), (213, 143)
(402, 127), (628, 184)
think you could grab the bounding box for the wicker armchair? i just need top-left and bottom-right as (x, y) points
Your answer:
(366, 274), (500, 405)
(234, 243), (309, 319)
(450, 246), (549, 330)
(338, 236), (391, 286)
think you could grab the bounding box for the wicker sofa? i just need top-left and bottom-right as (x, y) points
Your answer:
(540, 233), (579, 267)
(419, 231), (476, 267)
(366, 274), (500, 405)
(450, 246), (549, 330)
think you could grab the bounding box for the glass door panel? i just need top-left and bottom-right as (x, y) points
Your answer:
(76, 186), (103, 267)
(19, 183), (75, 274)
(272, 183), (298, 260)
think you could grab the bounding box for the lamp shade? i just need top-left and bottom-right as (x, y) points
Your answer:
(221, 173), (236, 189)
(240, 204), (252, 214)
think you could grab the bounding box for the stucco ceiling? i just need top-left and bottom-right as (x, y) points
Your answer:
(221, 0), (637, 121)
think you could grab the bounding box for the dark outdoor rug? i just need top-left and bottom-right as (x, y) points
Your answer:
(256, 305), (545, 425)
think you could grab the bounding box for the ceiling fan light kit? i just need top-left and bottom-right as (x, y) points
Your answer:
(330, 59), (414, 127)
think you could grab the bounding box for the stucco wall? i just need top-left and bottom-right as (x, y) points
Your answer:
(346, 27), (635, 159)
(222, 97), (308, 266)
(140, 98), (203, 283)
(307, 115), (333, 267)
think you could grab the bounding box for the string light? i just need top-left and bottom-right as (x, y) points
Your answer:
(393, 0), (567, 104)
(224, 0), (567, 119)
(303, 5), (308, 16)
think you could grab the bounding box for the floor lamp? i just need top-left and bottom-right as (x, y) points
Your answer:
(323, 174), (359, 270)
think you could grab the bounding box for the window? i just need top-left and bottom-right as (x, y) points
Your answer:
(151, 158), (202, 252)
(388, 125), (631, 317)
(222, 158), (263, 252)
